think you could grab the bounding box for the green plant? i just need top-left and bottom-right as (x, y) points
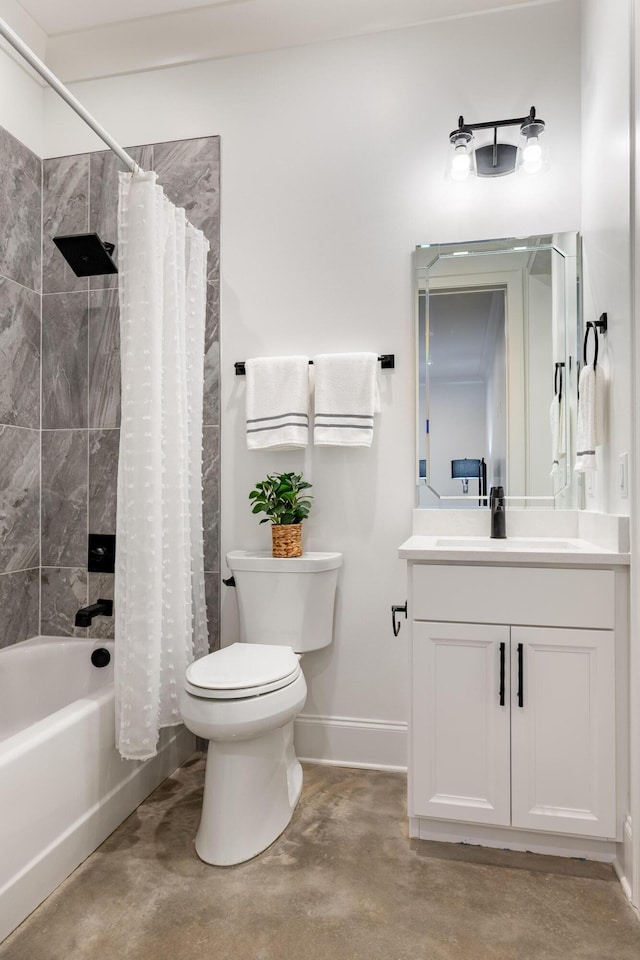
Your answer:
(249, 471), (313, 526)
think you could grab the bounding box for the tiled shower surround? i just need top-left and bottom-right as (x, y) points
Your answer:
(0, 125), (220, 648)
(0, 126), (41, 644)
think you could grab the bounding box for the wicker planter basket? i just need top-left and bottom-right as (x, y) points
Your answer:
(271, 523), (302, 558)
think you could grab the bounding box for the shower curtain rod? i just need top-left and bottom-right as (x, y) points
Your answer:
(0, 15), (140, 173)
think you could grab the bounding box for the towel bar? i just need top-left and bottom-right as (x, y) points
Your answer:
(234, 354), (395, 375)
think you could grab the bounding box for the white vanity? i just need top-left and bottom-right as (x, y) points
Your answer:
(399, 512), (630, 862)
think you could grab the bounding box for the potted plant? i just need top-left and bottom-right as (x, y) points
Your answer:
(249, 471), (313, 558)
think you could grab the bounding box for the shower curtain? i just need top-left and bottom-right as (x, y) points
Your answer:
(115, 170), (209, 761)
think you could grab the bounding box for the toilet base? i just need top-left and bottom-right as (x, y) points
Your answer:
(195, 719), (303, 866)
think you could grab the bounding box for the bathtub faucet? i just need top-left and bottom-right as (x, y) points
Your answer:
(75, 599), (113, 628)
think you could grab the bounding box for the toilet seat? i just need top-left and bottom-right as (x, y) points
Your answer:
(185, 642), (301, 700)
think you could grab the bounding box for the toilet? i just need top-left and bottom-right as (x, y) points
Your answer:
(180, 549), (342, 866)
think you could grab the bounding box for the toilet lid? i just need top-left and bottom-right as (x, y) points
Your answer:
(185, 643), (301, 700)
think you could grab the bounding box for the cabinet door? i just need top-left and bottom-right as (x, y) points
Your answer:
(411, 621), (511, 825)
(511, 626), (616, 838)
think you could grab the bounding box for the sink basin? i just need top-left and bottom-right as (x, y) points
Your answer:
(434, 537), (575, 551)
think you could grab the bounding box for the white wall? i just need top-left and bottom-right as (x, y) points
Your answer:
(430, 381), (487, 500)
(580, 0), (632, 515)
(40, 1), (582, 765)
(527, 272), (554, 497)
(0, 0), (46, 154)
(630, 0), (640, 912)
(581, 0), (637, 907)
(487, 304), (507, 490)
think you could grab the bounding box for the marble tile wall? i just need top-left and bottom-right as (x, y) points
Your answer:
(41, 137), (220, 647)
(0, 127), (41, 649)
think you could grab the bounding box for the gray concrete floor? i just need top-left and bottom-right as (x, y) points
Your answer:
(2, 756), (639, 960)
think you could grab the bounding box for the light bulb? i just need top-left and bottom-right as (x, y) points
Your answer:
(517, 118), (548, 175)
(451, 145), (471, 181)
(522, 137), (542, 173)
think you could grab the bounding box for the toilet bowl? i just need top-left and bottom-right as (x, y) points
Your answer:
(180, 551), (342, 866)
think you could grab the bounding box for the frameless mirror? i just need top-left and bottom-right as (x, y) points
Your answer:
(415, 233), (580, 508)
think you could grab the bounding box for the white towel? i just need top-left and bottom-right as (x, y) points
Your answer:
(245, 356), (310, 450)
(549, 393), (566, 478)
(574, 364), (605, 473)
(313, 352), (380, 447)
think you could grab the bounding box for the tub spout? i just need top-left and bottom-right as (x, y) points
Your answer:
(75, 599), (113, 628)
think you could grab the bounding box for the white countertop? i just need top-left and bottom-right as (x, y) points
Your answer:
(398, 535), (630, 566)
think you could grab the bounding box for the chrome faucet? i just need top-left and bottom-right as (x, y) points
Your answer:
(490, 486), (506, 539)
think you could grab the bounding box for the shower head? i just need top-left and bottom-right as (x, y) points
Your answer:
(52, 232), (118, 277)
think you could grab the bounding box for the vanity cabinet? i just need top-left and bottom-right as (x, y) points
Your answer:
(409, 563), (619, 843)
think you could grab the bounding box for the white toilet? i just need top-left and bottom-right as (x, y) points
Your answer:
(180, 549), (342, 866)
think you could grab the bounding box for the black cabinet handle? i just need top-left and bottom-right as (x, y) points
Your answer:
(517, 643), (524, 708)
(499, 642), (505, 706)
(391, 602), (407, 637)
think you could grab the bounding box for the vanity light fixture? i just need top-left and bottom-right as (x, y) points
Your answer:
(447, 106), (549, 181)
(451, 458), (481, 495)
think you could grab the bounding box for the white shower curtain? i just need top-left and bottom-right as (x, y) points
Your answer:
(115, 170), (209, 761)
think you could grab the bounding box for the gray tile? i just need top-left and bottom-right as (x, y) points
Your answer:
(153, 137), (220, 282)
(89, 288), (120, 428)
(41, 567), (88, 637)
(87, 572), (115, 640)
(89, 429), (119, 534)
(0, 569), (39, 648)
(42, 155), (89, 294)
(89, 145), (152, 291)
(0, 277), (40, 429)
(204, 571), (220, 651)
(203, 282), (219, 427)
(202, 425), (219, 573)
(0, 426), (39, 573)
(42, 292), (88, 429)
(41, 431), (88, 567)
(0, 126), (41, 292)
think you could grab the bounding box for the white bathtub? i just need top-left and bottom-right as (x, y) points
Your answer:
(0, 636), (194, 943)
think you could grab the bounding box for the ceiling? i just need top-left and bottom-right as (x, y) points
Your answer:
(8, 0), (557, 81)
(16, 0), (242, 35)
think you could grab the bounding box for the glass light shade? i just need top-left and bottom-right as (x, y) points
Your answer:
(517, 120), (549, 175)
(447, 131), (476, 181)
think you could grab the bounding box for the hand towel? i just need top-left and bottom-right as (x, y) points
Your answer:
(574, 364), (605, 473)
(313, 352), (380, 447)
(549, 393), (566, 478)
(245, 356), (310, 450)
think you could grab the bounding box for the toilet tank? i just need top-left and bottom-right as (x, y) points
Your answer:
(226, 551), (342, 653)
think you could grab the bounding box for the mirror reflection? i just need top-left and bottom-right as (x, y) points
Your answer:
(416, 234), (580, 507)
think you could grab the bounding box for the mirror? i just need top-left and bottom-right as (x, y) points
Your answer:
(415, 233), (580, 508)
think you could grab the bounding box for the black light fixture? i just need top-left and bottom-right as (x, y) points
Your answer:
(451, 458), (481, 494)
(451, 459), (488, 505)
(448, 105), (548, 181)
(52, 233), (118, 277)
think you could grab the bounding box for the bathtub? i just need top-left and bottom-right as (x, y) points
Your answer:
(0, 636), (194, 943)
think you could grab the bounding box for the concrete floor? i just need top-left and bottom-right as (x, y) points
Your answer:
(2, 756), (639, 960)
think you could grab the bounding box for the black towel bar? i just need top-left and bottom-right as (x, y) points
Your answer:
(234, 354), (395, 375)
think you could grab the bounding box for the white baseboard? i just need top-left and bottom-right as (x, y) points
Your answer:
(613, 815), (634, 903)
(410, 817), (617, 862)
(1, 727), (194, 945)
(294, 713), (407, 772)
